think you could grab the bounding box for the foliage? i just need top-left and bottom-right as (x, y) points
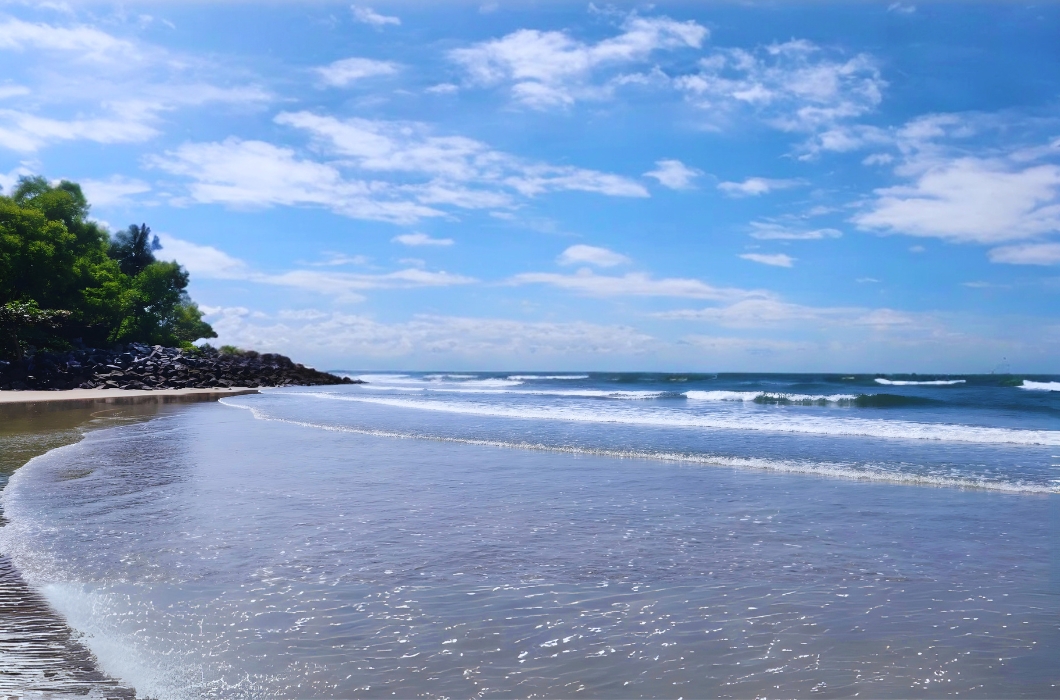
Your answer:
(0, 300), (72, 359)
(0, 175), (216, 359)
(110, 223), (161, 276)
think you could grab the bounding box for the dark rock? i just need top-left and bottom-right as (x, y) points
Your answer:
(0, 345), (362, 392)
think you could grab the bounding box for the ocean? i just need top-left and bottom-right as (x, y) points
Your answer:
(1, 372), (1058, 697)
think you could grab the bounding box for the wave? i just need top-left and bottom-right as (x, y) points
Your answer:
(875, 378), (965, 386)
(352, 374), (524, 388)
(685, 391), (930, 407)
(221, 401), (1058, 495)
(507, 375), (590, 380)
(334, 384), (931, 405)
(300, 393), (1060, 446)
(687, 390), (857, 404)
(334, 381), (676, 400)
(1020, 380), (1060, 392)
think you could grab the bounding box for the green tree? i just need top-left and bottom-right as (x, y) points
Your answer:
(0, 300), (71, 359)
(112, 261), (216, 346)
(0, 175), (215, 357)
(109, 223), (160, 276)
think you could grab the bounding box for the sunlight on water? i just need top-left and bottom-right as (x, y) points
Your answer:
(1, 375), (1058, 697)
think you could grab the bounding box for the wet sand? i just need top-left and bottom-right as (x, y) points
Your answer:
(0, 387), (259, 408)
(0, 391), (256, 697)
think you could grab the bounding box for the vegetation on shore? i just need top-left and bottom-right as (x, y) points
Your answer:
(0, 176), (215, 360)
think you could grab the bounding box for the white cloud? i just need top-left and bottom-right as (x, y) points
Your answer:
(557, 244), (630, 267)
(206, 309), (656, 361)
(264, 268), (473, 299)
(505, 164), (648, 198)
(0, 17), (136, 60)
(156, 233), (251, 279)
(351, 6), (401, 27)
(887, 3), (917, 14)
(855, 158), (1060, 244)
(739, 253), (795, 267)
(148, 138), (443, 224)
(508, 268), (758, 300)
(644, 159), (701, 189)
(676, 40), (884, 133)
(682, 334), (814, 355)
(717, 177), (802, 197)
(393, 232), (454, 247)
(313, 253), (370, 267)
(274, 110), (647, 200)
(451, 14), (707, 109)
(315, 57), (399, 87)
(151, 115), (648, 223)
(426, 83), (459, 95)
(78, 175), (151, 207)
(0, 164), (36, 195)
(0, 19), (270, 153)
(988, 242), (1060, 266)
(748, 222), (842, 240)
(656, 298), (921, 330)
(962, 281), (1007, 289)
(0, 85), (30, 99)
(157, 233), (474, 302)
(0, 109), (158, 152)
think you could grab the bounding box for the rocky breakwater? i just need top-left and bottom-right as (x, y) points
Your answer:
(0, 344), (360, 391)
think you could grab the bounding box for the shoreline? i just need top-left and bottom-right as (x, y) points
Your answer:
(0, 391), (256, 697)
(0, 386), (260, 409)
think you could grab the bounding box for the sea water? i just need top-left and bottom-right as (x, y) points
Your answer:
(1, 373), (1058, 697)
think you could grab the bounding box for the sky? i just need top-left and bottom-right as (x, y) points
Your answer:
(2, 1), (1059, 372)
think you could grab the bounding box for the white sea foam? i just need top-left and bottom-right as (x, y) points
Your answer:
(221, 400), (1059, 494)
(334, 383), (671, 399)
(507, 375), (590, 380)
(355, 374), (524, 388)
(1020, 380), (1060, 391)
(686, 391), (859, 403)
(302, 393), (1060, 446)
(875, 378), (965, 386)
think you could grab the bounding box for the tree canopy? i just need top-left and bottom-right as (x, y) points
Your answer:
(0, 175), (215, 359)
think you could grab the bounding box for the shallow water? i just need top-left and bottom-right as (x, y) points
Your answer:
(1, 375), (1058, 697)
(0, 403), (155, 698)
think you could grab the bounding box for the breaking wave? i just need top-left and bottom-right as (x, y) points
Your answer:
(685, 391), (930, 407)
(1020, 380), (1060, 392)
(221, 401), (1058, 494)
(875, 378), (966, 386)
(299, 393), (1060, 447)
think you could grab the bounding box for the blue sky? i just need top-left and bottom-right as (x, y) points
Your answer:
(2, 1), (1059, 371)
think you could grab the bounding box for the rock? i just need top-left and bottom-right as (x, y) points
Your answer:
(0, 345), (362, 392)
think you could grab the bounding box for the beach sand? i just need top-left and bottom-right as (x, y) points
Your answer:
(0, 386), (259, 408)
(0, 388), (257, 697)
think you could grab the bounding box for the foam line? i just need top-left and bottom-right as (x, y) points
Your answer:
(686, 390), (858, 403)
(1020, 380), (1060, 392)
(300, 393), (1060, 446)
(875, 378), (965, 386)
(219, 400), (1058, 494)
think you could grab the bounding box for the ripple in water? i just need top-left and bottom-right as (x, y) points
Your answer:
(1, 400), (1057, 698)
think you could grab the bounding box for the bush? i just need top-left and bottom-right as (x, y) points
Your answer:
(0, 176), (215, 359)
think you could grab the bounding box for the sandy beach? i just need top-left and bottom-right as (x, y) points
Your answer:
(0, 386), (259, 408)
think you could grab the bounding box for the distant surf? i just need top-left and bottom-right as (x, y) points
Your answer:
(874, 378), (966, 386)
(1020, 380), (1060, 391)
